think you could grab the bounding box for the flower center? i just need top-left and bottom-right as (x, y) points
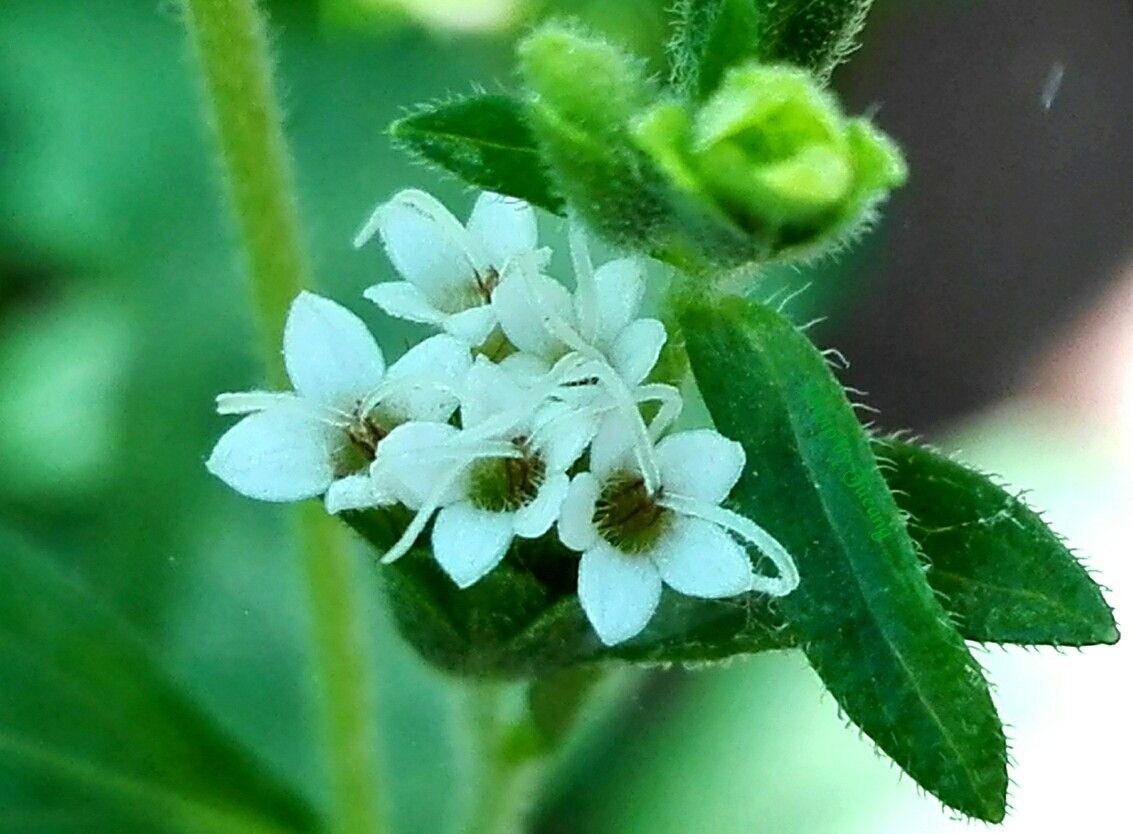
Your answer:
(474, 266), (500, 302)
(595, 473), (669, 554)
(468, 438), (545, 512)
(335, 411), (390, 476)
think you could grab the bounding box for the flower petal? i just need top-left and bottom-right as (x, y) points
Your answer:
(655, 429), (746, 504)
(466, 192), (538, 269)
(284, 292), (386, 408)
(216, 391), (301, 416)
(514, 471), (569, 539)
(558, 472), (600, 551)
(607, 317), (666, 386)
(442, 304), (498, 346)
(381, 334), (470, 423)
(531, 402), (600, 472)
(207, 409), (338, 502)
(432, 502), (515, 588)
(491, 263), (575, 360)
(324, 471), (393, 514)
(650, 516), (754, 598)
(588, 410), (638, 481)
(363, 281), (447, 327)
(369, 189), (481, 304)
(578, 543), (662, 645)
(458, 357), (533, 432)
(377, 421), (466, 510)
(591, 258), (646, 346)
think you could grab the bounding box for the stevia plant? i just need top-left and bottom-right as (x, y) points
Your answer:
(184, 1), (1117, 832)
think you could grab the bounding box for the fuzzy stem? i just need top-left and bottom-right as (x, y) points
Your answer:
(180, 2), (385, 833)
(460, 685), (543, 834)
(181, 0), (306, 386)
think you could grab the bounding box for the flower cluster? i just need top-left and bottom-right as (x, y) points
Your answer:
(207, 190), (799, 645)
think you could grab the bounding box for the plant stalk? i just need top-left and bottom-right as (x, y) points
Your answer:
(180, 2), (385, 832)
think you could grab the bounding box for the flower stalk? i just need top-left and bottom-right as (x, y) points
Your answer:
(180, 2), (385, 832)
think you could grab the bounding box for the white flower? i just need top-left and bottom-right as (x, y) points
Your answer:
(206, 292), (471, 513)
(375, 358), (599, 588)
(558, 415), (800, 646)
(355, 189), (547, 346)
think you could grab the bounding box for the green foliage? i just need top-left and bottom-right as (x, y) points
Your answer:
(876, 438), (1119, 647)
(678, 295), (1008, 822)
(669, 0), (876, 94)
(0, 530), (319, 834)
(518, 24), (673, 253)
(390, 95), (565, 215)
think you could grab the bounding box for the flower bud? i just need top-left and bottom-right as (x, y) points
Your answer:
(635, 64), (907, 262)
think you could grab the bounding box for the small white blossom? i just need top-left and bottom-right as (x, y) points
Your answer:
(355, 189), (547, 346)
(375, 358), (599, 587)
(558, 415), (800, 646)
(207, 292), (470, 513)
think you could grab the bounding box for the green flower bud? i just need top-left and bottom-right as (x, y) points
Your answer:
(635, 64), (907, 262)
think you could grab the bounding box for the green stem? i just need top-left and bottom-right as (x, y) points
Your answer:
(180, 2), (385, 833)
(181, 0), (306, 386)
(460, 685), (544, 834)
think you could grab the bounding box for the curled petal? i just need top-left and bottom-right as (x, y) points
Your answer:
(284, 292), (386, 408)
(324, 471), (393, 515)
(377, 421), (466, 510)
(442, 305), (498, 346)
(492, 264), (576, 360)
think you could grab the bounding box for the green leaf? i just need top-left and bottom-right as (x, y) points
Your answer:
(876, 438), (1119, 647)
(390, 94), (565, 215)
(679, 294), (1008, 822)
(668, 0), (761, 98)
(0, 529), (319, 834)
(669, 0), (876, 94)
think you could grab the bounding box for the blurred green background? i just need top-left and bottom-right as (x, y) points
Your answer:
(1, 1), (1129, 832)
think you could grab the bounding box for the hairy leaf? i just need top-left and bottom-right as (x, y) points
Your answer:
(0, 530), (319, 834)
(669, 0), (876, 95)
(390, 94), (564, 214)
(680, 295), (1008, 822)
(877, 438), (1119, 647)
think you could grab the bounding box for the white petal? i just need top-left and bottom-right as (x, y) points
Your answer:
(650, 516), (754, 598)
(432, 502), (515, 588)
(284, 292), (386, 408)
(558, 472), (600, 552)
(608, 318), (666, 386)
(458, 358), (531, 431)
(590, 258), (646, 347)
(207, 409), (338, 502)
(371, 190), (481, 304)
(498, 352), (552, 385)
(324, 472), (393, 514)
(442, 305), (498, 346)
(466, 192), (538, 269)
(588, 411), (639, 481)
(578, 543), (662, 645)
(380, 334), (470, 423)
(514, 472), (570, 539)
(363, 281), (447, 327)
(491, 264), (575, 360)
(377, 421), (466, 510)
(531, 403), (599, 472)
(216, 391), (300, 416)
(655, 429), (746, 504)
